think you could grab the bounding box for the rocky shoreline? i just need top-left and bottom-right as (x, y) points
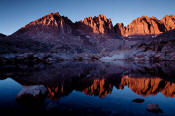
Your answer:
(0, 51), (173, 65)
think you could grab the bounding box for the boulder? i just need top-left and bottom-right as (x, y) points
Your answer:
(146, 104), (163, 113)
(132, 98), (144, 103)
(0, 33), (7, 38)
(16, 85), (47, 105)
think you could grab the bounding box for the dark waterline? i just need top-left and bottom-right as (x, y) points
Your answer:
(0, 61), (175, 116)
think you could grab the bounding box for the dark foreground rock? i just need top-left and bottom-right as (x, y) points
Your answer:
(0, 33), (7, 38)
(132, 98), (144, 103)
(146, 104), (163, 113)
(16, 85), (47, 105)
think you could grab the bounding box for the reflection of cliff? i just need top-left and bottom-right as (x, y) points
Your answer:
(47, 86), (63, 100)
(45, 76), (175, 99)
(14, 75), (175, 100)
(119, 75), (175, 97)
(2, 61), (175, 99)
(46, 79), (113, 99)
(82, 79), (113, 98)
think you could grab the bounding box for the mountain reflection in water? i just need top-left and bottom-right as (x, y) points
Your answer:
(46, 76), (175, 99)
(1, 61), (175, 115)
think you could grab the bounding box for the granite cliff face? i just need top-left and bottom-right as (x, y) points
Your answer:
(161, 15), (175, 31)
(12, 12), (116, 40)
(115, 15), (175, 37)
(8, 12), (175, 39)
(6, 13), (175, 39)
(74, 14), (117, 39)
(80, 14), (114, 34)
(11, 12), (74, 42)
(115, 16), (166, 37)
(126, 16), (165, 36)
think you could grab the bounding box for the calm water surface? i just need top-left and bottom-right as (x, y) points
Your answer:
(0, 61), (175, 116)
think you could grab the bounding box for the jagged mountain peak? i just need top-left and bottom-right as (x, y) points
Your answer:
(161, 14), (175, 31)
(9, 12), (175, 40)
(24, 12), (62, 28)
(130, 15), (160, 25)
(114, 15), (166, 37)
(163, 14), (175, 18)
(80, 14), (114, 34)
(11, 12), (74, 41)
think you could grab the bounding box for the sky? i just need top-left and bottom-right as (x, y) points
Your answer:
(0, 0), (175, 35)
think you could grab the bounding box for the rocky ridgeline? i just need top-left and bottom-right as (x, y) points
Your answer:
(6, 13), (175, 39)
(0, 12), (175, 63)
(114, 15), (175, 37)
(161, 15), (175, 31)
(8, 12), (175, 39)
(80, 14), (114, 34)
(10, 12), (74, 43)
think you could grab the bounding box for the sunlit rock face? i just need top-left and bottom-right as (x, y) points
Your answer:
(74, 14), (118, 39)
(11, 12), (74, 42)
(11, 12), (117, 41)
(114, 16), (166, 37)
(80, 14), (114, 34)
(161, 15), (175, 31)
(119, 75), (175, 97)
(114, 15), (175, 37)
(6, 12), (175, 40)
(125, 16), (165, 36)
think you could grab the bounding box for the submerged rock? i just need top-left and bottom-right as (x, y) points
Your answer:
(132, 98), (144, 103)
(146, 104), (163, 113)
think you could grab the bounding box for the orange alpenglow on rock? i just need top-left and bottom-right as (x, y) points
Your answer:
(114, 15), (175, 37)
(81, 14), (114, 34)
(11, 12), (74, 40)
(161, 15), (175, 31)
(115, 16), (166, 37)
(11, 12), (175, 39)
